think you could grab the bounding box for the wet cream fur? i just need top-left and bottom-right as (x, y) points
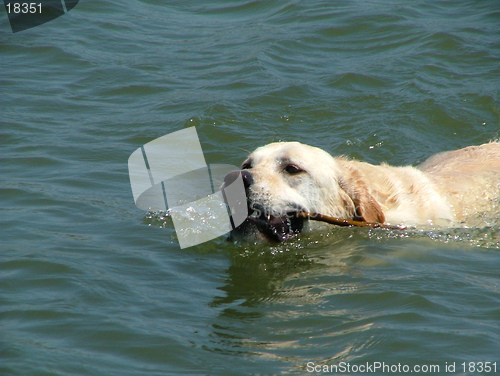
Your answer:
(244, 141), (500, 227)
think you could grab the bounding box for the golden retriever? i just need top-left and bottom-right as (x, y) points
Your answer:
(226, 141), (500, 241)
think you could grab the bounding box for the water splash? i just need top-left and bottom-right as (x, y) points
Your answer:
(145, 206), (499, 250)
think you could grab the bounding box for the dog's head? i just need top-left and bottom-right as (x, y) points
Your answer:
(224, 142), (385, 242)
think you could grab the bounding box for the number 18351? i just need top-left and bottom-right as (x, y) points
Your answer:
(461, 362), (497, 373)
(6, 3), (42, 14)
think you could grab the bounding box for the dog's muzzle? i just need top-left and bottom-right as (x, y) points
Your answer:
(223, 170), (305, 242)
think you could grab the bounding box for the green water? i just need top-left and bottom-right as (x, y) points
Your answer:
(1, 1), (499, 375)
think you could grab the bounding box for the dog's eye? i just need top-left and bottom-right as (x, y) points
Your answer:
(242, 160), (252, 169)
(284, 164), (303, 174)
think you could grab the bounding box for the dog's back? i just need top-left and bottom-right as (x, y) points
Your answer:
(418, 142), (500, 222)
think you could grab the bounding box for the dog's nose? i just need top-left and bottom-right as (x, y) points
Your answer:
(223, 170), (253, 190)
(240, 170), (253, 189)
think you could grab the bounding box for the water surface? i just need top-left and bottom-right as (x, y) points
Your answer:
(1, 1), (499, 375)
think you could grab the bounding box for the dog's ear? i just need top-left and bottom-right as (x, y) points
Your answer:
(339, 168), (385, 224)
(351, 189), (385, 223)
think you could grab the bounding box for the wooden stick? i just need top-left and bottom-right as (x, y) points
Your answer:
(296, 212), (407, 230)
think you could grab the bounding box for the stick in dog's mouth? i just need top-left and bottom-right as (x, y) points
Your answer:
(296, 212), (407, 231)
(244, 210), (406, 243)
